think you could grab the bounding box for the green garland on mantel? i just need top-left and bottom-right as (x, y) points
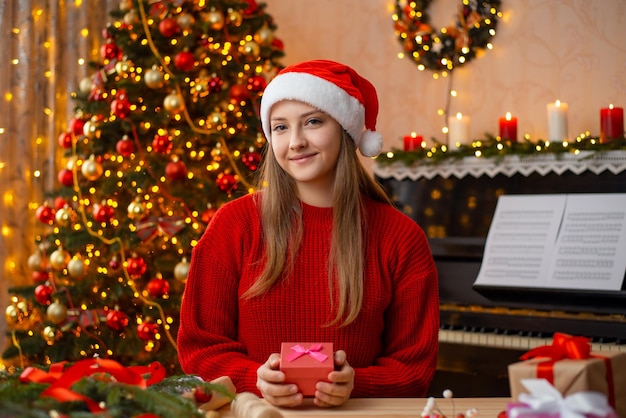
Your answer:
(376, 134), (626, 167)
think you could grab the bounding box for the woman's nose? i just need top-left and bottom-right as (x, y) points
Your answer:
(288, 128), (307, 149)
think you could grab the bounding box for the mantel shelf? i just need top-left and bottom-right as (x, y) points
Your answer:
(374, 150), (626, 180)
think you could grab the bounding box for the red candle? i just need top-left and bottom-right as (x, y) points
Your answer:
(403, 134), (423, 151)
(600, 105), (624, 143)
(498, 112), (518, 142)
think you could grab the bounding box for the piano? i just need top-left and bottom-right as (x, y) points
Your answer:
(374, 151), (626, 397)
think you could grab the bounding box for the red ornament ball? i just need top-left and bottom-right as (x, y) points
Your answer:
(137, 321), (159, 341)
(111, 96), (131, 119)
(56, 131), (72, 149)
(54, 196), (70, 210)
(109, 256), (120, 270)
(106, 310), (129, 331)
(201, 207), (216, 224)
(229, 84), (249, 102)
(242, 151), (261, 171)
(147, 277), (170, 298)
(32, 270), (49, 283)
(126, 255), (147, 278)
(100, 41), (118, 60)
(69, 118), (85, 136)
(193, 386), (214, 404)
(152, 134), (172, 154)
(36, 203), (56, 224)
(216, 172), (238, 193)
(58, 168), (74, 187)
(247, 75), (266, 92)
(92, 202), (115, 223)
(174, 51), (195, 72)
(159, 17), (180, 37)
(271, 38), (285, 51)
(243, 0), (258, 15)
(165, 159), (187, 181)
(34, 284), (53, 305)
(116, 135), (135, 156)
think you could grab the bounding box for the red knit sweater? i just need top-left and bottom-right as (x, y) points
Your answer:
(177, 193), (439, 397)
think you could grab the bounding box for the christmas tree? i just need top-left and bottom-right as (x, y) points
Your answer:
(3, 0), (284, 375)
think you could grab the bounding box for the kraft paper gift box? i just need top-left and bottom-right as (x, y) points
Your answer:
(279, 342), (333, 397)
(508, 333), (626, 418)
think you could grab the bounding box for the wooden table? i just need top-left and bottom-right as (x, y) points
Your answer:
(218, 397), (510, 417)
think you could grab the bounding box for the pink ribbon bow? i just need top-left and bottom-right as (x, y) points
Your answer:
(286, 344), (328, 363)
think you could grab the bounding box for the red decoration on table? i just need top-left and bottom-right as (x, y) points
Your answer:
(498, 112), (518, 142)
(600, 105), (624, 143)
(403, 134), (423, 151)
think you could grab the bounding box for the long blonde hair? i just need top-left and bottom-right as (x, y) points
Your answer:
(244, 130), (393, 327)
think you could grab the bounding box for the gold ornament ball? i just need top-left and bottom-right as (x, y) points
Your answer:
(5, 304), (19, 324)
(42, 326), (60, 344)
(144, 67), (165, 89)
(115, 59), (132, 76)
(28, 251), (44, 271)
(50, 247), (70, 270)
(119, 0), (132, 11)
(47, 301), (68, 325)
(177, 13), (194, 29)
(254, 26), (274, 45)
(240, 40), (260, 57)
(174, 257), (190, 282)
(204, 9), (224, 30)
(67, 257), (85, 278)
(127, 198), (146, 219)
(81, 155), (104, 181)
(79, 77), (93, 94)
(164, 93), (185, 113)
(208, 111), (225, 126)
(55, 206), (74, 227)
(124, 9), (139, 25)
(228, 10), (243, 27)
(83, 119), (99, 139)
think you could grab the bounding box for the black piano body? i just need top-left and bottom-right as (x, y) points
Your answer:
(375, 153), (626, 397)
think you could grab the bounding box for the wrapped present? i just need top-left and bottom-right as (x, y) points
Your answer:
(508, 333), (626, 418)
(506, 379), (618, 418)
(279, 342), (333, 397)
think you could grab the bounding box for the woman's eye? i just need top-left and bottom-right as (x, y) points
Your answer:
(271, 124), (286, 132)
(307, 118), (322, 126)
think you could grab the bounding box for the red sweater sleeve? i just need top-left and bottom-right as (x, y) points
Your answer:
(177, 196), (263, 393)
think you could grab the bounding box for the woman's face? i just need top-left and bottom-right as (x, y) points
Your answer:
(269, 100), (342, 200)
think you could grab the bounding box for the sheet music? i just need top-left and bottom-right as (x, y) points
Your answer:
(474, 194), (626, 291)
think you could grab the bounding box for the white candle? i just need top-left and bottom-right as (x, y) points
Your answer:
(547, 100), (568, 142)
(448, 112), (471, 149)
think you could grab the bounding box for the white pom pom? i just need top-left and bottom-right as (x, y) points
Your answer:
(443, 389), (453, 398)
(358, 130), (383, 157)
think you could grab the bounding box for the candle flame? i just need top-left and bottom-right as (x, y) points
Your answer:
(456, 112), (462, 119)
(609, 104), (614, 109)
(505, 112), (512, 121)
(555, 100), (561, 107)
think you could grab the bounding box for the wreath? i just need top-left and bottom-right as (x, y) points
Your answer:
(393, 0), (501, 73)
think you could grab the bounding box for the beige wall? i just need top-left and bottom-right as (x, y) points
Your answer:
(265, 0), (626, 166)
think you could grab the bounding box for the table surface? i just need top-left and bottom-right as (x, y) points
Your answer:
(218, 397), (510, 417)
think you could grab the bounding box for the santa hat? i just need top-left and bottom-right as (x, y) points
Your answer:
(260, 60), (383, 157)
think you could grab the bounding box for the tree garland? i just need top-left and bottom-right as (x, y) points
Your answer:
(393, 0), (501, 73)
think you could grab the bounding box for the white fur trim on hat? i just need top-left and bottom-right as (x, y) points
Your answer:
(261, 72), (375, 154)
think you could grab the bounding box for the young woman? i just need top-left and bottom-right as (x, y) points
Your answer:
(177, 60), (439, 408)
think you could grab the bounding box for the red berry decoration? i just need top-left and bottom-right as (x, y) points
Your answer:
(100, 40), (118, 60)
(242, 151), (261, 171)
(174, 51), (195, 71)
(247, 75), (266, 92)
(116, 135), (135, 156)
(152, 133), (172, 154)
(137, 321), (159, 341)
(58, 168), (74, 187)
(159, 17), (180, 37)
(193, 386), (214, 403)
(165, 159), (187, 181)
(92, 202), (115, 223)
(106, 310), (129, 331)
(216, 172), (238, 193)
(69, 117), (85, 136)
(34, 284), (53, 305)
(126, 254), (147, 278)
(229, 84), (249, 102)
(36, 203), (56, 225)
(57, 132), (73, 149)
(147, 277), (170, 298)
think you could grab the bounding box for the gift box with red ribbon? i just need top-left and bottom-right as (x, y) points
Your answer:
(279, 342), (333, 397)
(508, 333), (626, 418)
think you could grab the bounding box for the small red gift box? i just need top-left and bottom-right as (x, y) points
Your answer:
(508, 333), (626, 418)
(279, 342), (333, 397)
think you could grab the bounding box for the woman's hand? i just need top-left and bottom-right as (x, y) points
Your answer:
(314, 350), (354, 407)
(256, 353), (304, 407)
